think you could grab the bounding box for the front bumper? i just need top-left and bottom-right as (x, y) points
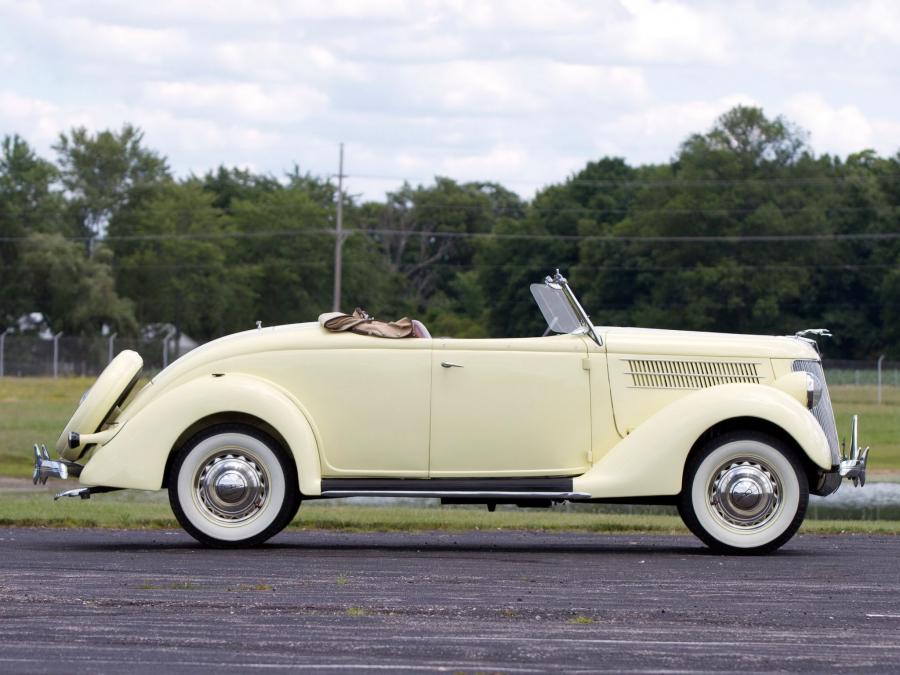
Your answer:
(838, 414), (869, 487)
(814, 415), (870, 496)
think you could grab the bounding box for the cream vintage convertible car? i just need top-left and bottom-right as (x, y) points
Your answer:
(33, 271), (869, 553)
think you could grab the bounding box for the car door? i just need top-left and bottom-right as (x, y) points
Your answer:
(428, 334), (591, 477)
(265, 331), (432, 477)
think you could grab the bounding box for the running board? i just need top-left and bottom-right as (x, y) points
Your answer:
(320, 490), (590, 500)
(318, 477), (589, 501)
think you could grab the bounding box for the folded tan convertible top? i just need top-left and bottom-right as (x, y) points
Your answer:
(318, 308), (415, 339)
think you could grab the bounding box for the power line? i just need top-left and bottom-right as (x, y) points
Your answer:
(1, 227), (899, 244)
(2, 261), (898, 273)
(346, 173), (900, 188)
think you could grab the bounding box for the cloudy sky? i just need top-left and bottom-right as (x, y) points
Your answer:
(1, 0), (898, 199)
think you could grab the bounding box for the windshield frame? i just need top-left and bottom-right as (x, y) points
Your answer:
(530, 270), (602, 346)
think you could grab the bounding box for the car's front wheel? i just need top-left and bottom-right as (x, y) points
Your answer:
(678, 432), (808, 554)
(167, 425), (300, 547)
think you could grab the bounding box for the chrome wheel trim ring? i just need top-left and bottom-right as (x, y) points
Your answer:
(707, 457), (782, 530)
(194, 448), (269, 524)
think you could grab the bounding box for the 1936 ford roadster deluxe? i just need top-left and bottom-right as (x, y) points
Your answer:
(33, 271), (869, 553)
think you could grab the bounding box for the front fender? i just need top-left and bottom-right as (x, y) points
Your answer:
(79, 373), (322, 495)
(574, 383), (830, 498)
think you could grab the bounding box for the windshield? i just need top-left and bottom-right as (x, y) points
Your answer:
(530, 283), (583, 334)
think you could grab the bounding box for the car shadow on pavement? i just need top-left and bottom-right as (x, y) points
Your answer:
(38, 535), (812, 558)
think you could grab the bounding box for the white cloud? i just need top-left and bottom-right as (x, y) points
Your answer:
(1, 1), (898, 200)
(599, 94), (759, 161)
(445, 0), (593, 32)
(402, 60), (649, 115)
(142, 81), (330, 124)
(0, 91), (64, 145)
(757, 0), (900, 49)
(618, 0), (734, 65)
(210, 42), (368, 83)
(439, 143), (529, 178)
(785, 92), (874, 156)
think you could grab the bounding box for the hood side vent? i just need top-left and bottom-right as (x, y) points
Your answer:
(625, 359), (761, 389)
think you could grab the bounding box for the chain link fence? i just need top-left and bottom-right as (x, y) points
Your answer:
(823, 358), (900, 387)
(0, 335), (195, 378)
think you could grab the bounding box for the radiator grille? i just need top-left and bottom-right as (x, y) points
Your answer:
(792, 360), (840, 465)
(625, 359), (762, 389)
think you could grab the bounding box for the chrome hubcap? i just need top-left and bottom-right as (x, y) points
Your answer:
(709, 459), (780, 528)
(195, 452), (268, 523)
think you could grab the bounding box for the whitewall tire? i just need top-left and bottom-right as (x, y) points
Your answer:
(678, 432), (808, 554)
(167, 425), (300, 547)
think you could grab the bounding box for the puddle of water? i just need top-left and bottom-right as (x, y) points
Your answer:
(812, 482), (900, 507)
(809, 482), (900, 519)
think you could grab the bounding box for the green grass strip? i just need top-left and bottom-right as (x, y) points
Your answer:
(2, 491), (898, 535)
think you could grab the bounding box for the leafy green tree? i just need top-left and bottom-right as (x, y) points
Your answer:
(577, 107), (825, 338)
(0, 135), (66, 324)
(359, 178), (498, 310)
(230, 183), (336, 325)
(201, 165), (282, 212)
(112, 181), (254, 341)
(19, 233), (136, 335)
(480, 158), (637, 337)
(54, 125), (169, 242)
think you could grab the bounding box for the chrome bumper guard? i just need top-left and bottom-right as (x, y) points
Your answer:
(32, 444), (82, 484)
(839, 415), (869, 487)
(32, 444), (120, 500)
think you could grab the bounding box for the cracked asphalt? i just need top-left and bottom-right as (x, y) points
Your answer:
(0, 527), (898, 673)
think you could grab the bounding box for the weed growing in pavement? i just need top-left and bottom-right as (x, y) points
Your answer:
(139, 581), (200, 590)
(229, 583), (274, 592)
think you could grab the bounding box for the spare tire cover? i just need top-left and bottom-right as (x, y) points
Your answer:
(56, 350), (143, 458)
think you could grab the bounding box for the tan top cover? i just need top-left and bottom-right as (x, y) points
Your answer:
(319, 308), (414, 339)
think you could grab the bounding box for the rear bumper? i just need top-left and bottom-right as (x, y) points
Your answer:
(32, 444), (121, 500)
(32, 444), (82, 484)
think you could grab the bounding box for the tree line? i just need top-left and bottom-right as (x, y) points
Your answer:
(1, 106), (897, 360)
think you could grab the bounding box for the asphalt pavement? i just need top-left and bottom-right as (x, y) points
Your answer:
(0, 527), (898, 673)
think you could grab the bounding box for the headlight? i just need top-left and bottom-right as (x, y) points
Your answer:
(804, 372), (823, 409)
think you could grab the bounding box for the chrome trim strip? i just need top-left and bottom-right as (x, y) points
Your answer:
(55, 487), (92, 500)
(623, 371), (762, 379)
(54, 486), (122, 500)
(320, 490), (591, 500)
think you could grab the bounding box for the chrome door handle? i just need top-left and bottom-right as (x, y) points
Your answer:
(440, 361), (463, 368)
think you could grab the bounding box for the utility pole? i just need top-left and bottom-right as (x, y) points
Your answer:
(332, 143), (345, 312)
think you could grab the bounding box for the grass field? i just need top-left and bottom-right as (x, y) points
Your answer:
(2, 490), (899, 535)
(830, 384), (900, 474)
(2, 377), (896, 479)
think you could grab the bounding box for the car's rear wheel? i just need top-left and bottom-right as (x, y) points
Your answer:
(678, 432), (808, 554)
(167, 425), (300, 547)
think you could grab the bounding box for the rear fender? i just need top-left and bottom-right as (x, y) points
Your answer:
(78, 373), (322, 495)
(574, 383), (830, 498)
